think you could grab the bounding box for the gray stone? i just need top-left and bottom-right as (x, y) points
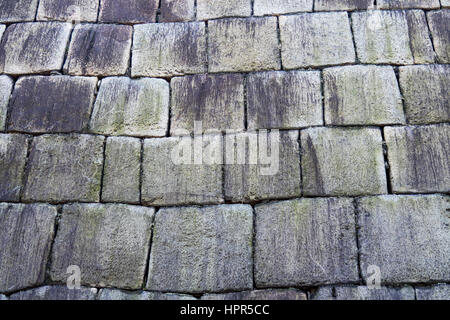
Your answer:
(160, 0), (195, 22)
(64, 24), (132, 76)
(384, 124), (449, 193)
(280, 12), (355, 68)
(416, 284), (450, 300)
(247, 71), (322, 130)
(324, 66), (405, 125)
(90, 77), (169, 137)
(0, 295), (7, 300)
(443, 0), (450, 8)
(10, 286), (97, 300)
(427, 10), (450, 63)
(405, 10), (436, 64)
(0, 0), (39, 23)
(253, 0), (313, 16)
(357, 195), (450, 284)
(377, 0), (440, 9)
(0, 22), (72, 74)
(0, 24), (5, 42)
(202, 289), (307, 300)
(98, 289), (196, 300)
(0, 134), (29, 201)
(208, 17), (280, 73)
(142, 136), (223, 206)
(0, 203), (57, 293)
(37, 0), (99, 22)
(315, 0), (373, 10)
(102, 137), (141, 204)
(311, 286), (415, 300)
(301, 127), (387, 196)
(170, 74), (245, 135)
(0, 75), (13, 130)
(50, 203), (154, 289)
(132, 22), (207, 77)
(8, 76), (97, 133)
(147, 204), (253, 293)
(99, 0), (158, 23)
(255, 198), (359, 287)
(399, 65), (449, 124)
(224, 131), (301, 202)
(197, 0), (251, 20)
(23, 134), (104, 202)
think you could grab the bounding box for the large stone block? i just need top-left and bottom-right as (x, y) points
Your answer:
(50, 203), (154, 289)
(0, 22), (72, 74)
(0, 75), (13, 130)
(98, 289), (196, 300)
(301, 127), (387, 196)
(384, 124), (449, 193)
(0, 203), (57, 293)
(10, 286), (97, 300)
(170, 74), (245, 135)
(0, 0), (39, 23)
(99, 0), (158, 23)
(197, 0), (251, 20)
(64, 24), (132, 76)
(0, 134), (29, 201)
(311, 286), (415, 300)
(280, 12), (355, 68)
(324, 66), (405, 125)
(253, 0), (312, 16)
(377, 0), (440, 8)
(37, 0), (99, 22)
(247, 71), (322, 130)
(224, 131), (301, 202)
(357, 195), (450, 284)
(23, 134), (104, 202)
(404, 10), (436, 64)
(208, 17), (280, 73)
(427, 10), (450, 63)
(255, 198), (359, 287)
(90, 77), (169, 137)
(147, 204), (253, 293)
(132, 22), (207, 77)
(202, 289), (307, 300)
(8, 76), (97, 133)
(160, 0), (195, 22)
(416, 284), (450, 300)
(315, 0), (372, 10)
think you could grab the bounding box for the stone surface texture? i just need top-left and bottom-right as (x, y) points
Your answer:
(253, 0), (313, 15)
(0, 75), (13, 130)
(377, 0), (440, 9)
(0, 0), (39, 23)
(416, 284), (450, 300)
(160, 0), (195, 22)
(98, 289), (196, 300)
(315, 0), (373, 11)
(427, 10), (450, 63)
(197, 0), (251, 20)
(311, 286), (415, 300)
(99, 0), (158, 23)
(10, 286), (98, 300)
(202, 289), (307, 300)
(37, 0), (99, 22)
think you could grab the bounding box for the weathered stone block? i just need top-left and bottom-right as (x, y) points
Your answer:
(357, 195), (450, 284)
(142, 136), (223, 206)
(90, 77), (169, 137)
(8, 76), (97, 133)
(50, 203), (154, 289)
(197, 0), (251, 20)
(102, 137), (141, 204)
(224, 131), (301, 202)
(0, 134), (29, 201)
(170, 74), (245, 135)
(99, 0), (158, 23)
(0, 75), (13, 130)
(255, 198), (359, 287)
(202, 289), (307, 300)
(23, 134), (104, 202)
(399, 65), (449, 124)
(10, 286), (97, 300)
(253, 0), (312, 16)
(427, 10), (450, 63)
(208, 17), (280, 73)
(311, 286), (415, 300)
(416, 284), (450, 300)
(0, 203), (57, 293)
(64, 24), (132, 76)
(98, 289), (196, 300)
(247, 71), (322, 130)
(37, 0), (99, 22)
(0, 0), (39, 22)
(315, 0), (372, 10)
(280, 12), (355, 68)
(324, 66), (405, 125)
(132, 22), (207, 77)
(0, 24), (5, 41)
(160, 0), (195, 22)
(404, 10), (436, 64)
(301, 127), (387, 196)
(443, 0), (450, 8)
(0, 22), (72, 74)
(147, 204), (253, 293)
(377, 0), (440, 9)
(384, 124), (449, 193)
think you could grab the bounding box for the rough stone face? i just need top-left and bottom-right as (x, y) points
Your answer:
(0, 134), (29, 201)
(160, 0), (195, 22)
(443, 0), (450, 8)
(142, 136), (223, 206)
(0, 75), (13, 130)
(280, 12), (355, 68)
(99, 0), (158, 23)
(255, 198), (359, 287)
(247, 71), (322, 130)
(0, 24), (5, 41)
(37, 0), (99, 22)
(301, 127), (387, 196)
(208, 17), (280, 73)
(384, 124), (449, 193)
(315, 0), (373, 10)
(0, 0), (39, 23)
(0, 22), (72, 74)
(0, 203), (57, 293)
(170, 74), (245, 135)
(357, 195), (450, 284)
(399, 65), (449, 124)
(64, 24), (132, 76)
(311, 286), (415, 300)
(377, 0), (440, 9)
(224, 131), (301, 202)
(8, 76), (97, 133)
(98, 289), (196, 300)
(50, 203), (154, 289)
(90, 77), (169, 137)
(197, 0), (251, 20)
(416, 284), (450, 300)
(23, 134), (104, 202)
(202, 289), (307, 300)
(405, 10), (436, 64)
(147, 204), (253, 293)
(427, 10), (450, 63)
(324, 66), (405, 125)
(132, 22), (207, 77)
(10, 286), (98, 300)
(253, 0), (313, 16)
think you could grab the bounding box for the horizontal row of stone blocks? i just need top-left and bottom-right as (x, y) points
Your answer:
(0, 195), (448, 293)
(0, 10), (448, 75)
